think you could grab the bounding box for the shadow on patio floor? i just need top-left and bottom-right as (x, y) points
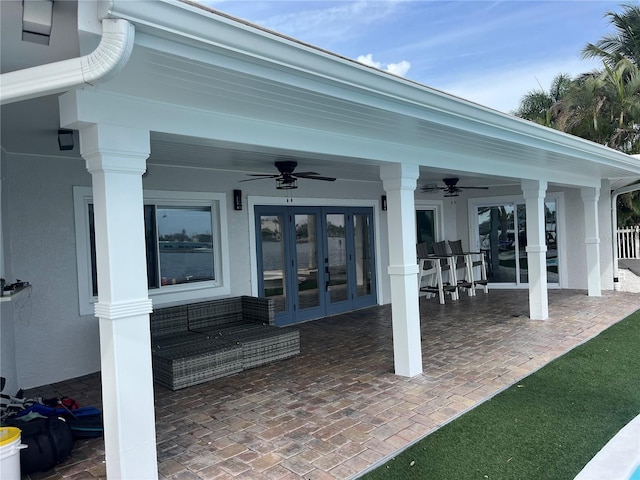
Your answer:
(25, 289), (640, 479)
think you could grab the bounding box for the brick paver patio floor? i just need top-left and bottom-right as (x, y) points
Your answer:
(25, 289), (640, 479)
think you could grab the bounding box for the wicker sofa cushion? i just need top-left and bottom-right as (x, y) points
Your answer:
(225, 325), (300, 369)
(188, 298), (243, 329)
(152, 331), (212, 351)
(149, 304), (188, 337)
(152, 338), (243, 390)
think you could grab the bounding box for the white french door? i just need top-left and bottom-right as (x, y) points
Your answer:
(255, 206), (377, 325)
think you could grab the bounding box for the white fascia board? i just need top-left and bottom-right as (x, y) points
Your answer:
(103, 0), (640, 176)
(61, 88), (601, 189)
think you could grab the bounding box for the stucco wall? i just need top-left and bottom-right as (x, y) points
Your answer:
(562, 183), (614, 290)
(3, 154), (388, 388)
(3, 152), (100, 389)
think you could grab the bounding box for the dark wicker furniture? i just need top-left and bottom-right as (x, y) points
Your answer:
(150, 296), (300, 390)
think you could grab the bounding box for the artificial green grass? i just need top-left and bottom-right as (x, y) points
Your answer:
(361, 310), (640, 480)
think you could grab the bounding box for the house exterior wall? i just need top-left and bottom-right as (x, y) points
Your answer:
(0, 146), (620, 389)
(2, 151), (389, 388)
(561, 185), (613, 291)
(561, 188), (587, 289)
(3, 152), (102, 388)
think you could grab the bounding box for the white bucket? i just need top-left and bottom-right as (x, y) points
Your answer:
(0, 427), (27, 480)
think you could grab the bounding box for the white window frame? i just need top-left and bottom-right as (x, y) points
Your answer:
(73, 186), (230, 315)
(468, 192), (565, 288)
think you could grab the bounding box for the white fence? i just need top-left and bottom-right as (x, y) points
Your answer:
(618, 226), (640, 259)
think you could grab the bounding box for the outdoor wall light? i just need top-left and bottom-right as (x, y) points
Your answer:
(58, 129), (74, 151)
(233, 189), (243, 211)
(381, 195), (387, 211)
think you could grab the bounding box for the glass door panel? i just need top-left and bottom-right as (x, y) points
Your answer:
(476, 199), (559, 286)
(478, 204), (517, 283)
(259, 215), (287, 314)
(295, 214), (321, 310)
(257, 206), (376, 324)
(353, 213), (372, 298)
(416, 210), (435, 254)
(326, 214), (348, 303)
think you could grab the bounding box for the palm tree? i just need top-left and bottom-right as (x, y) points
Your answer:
(555, 61), (640, 153)
(599, 59), (640, 152)
(618, 192), (640, 226)
(514, 89), (554, 126)
(514, 73), (573, 127)
(516, 3), (640, 226)
(582, 4), (640, 67)
(581, 4), (640, 226)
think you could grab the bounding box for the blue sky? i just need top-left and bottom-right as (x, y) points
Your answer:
(202, 0), (627, 113)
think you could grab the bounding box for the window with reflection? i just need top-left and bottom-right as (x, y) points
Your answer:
(88, 204), (215, 294)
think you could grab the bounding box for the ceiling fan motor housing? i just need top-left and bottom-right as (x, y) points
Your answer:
(275, 160), (298, 174)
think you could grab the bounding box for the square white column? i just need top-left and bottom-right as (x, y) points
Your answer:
(581, 186), (602, 296)
(381, 163), (422, 377)
(80, 123), (158, 479)
(522, 179), (549, 320)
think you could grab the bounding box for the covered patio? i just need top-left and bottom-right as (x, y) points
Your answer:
(26, 289), (639, 480)
(5, 2), (640, 475)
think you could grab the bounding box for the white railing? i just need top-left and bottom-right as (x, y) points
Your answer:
(617, 226), (640, 259)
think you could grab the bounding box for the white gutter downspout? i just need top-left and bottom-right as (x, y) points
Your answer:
(611, 181), (640, 290)
(0, 18), (134, 105)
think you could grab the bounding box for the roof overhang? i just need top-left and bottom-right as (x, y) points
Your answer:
(2, 0), (640, 189)
(96, 0), (640, 185)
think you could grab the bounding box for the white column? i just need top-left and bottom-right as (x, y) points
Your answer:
(581, 186), (602, 296)
(380, 163), (422, 377)
(80, 124), (158, 479)
(522, 179), (548, 320)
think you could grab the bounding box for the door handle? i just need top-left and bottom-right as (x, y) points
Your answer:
(325, 266), (331, 291)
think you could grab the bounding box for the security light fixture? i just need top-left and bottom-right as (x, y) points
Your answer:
(58, 129), (74, 151)
(381, 195), (387, 211)
(233, 190), (243, 210)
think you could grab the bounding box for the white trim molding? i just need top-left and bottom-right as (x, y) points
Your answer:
(73, 186), (230, 315)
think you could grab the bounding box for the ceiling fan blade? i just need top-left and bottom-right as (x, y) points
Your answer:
(242, 161), (338, 186)
(421, 186), (445, 192)
(238, 176), (279, 182)
(460, 186), (489, 190)
(296, 174), (337, 181)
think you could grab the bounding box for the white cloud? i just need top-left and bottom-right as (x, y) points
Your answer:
(357, 53), (380, 68)
(357, 53), (411, 77)
(386, 60), (411, 77)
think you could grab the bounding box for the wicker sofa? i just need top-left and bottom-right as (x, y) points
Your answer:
(150, 296), (300, 390)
